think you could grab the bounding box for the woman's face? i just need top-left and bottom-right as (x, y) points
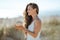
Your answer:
(27, 5), (36, 15)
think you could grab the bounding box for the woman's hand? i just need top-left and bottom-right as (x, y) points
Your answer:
(15, 24), (27, 35)
(15, 24), (24, 30)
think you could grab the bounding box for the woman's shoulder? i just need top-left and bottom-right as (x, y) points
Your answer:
(35, 16), (41, 23)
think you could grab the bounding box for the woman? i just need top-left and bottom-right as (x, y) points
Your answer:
(16, 3), (41, 40)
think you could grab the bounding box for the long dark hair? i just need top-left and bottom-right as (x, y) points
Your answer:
(24, 3), (39, 29)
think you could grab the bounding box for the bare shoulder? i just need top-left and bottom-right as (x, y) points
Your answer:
(34, 17), (41, 29)
(35, 17), (41, 24)
(34, 17), (41, 33)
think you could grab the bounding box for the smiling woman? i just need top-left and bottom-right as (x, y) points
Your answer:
(0, 0), (60, 40)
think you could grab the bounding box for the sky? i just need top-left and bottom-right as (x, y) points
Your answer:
(0, 0), (60, 18)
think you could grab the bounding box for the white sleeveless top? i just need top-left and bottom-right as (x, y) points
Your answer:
(26, 19), (41, 40)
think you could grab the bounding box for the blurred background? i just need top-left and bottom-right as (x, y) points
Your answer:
(0, 0), (60, 40)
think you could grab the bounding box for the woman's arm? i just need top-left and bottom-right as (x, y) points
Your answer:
(25, 19), (41, 38)
(15, 19), (41, 38)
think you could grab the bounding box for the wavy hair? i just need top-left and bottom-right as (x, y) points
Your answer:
(24, 3), (39, 29)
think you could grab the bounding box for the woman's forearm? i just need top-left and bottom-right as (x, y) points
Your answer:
(22, 27), (37, 38)
(26, 29), (37, 38)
